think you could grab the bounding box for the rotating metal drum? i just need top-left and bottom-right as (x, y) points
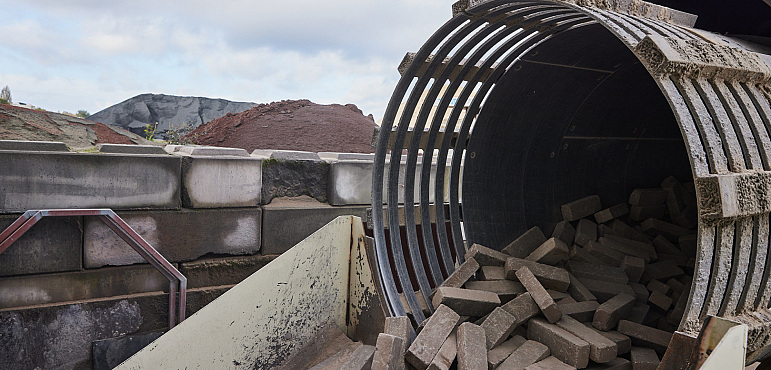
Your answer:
(370, 0), (771, 364)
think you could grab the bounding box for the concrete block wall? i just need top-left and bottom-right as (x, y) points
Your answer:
(0, 141), (449, 369)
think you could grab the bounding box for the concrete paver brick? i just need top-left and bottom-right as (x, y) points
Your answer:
(527, 318), (590, 368)
(629, 189), (668, 207)
(526, 237), (570, 265)
(558, 300), (600, 323)
(575, 218), (598, 247)
(585, 357), (631, 369)
(578, 278), (635, 302)
(505, 258), (571, 292)
(617, 320), (673, 351)
(568, 273), (597, 302)
(629, 283), (649, 304)
(340, 344), (376, 370)
(585, 240), (626, 266)
(594, 204), (629, 224)
(405, 304), (460, 369)
(641, 260), (684, 283)
(503, 226), (547, 258)
(439, 258), (480, 289)
(456, 323), (487, 370)
(464, 280), (524, 303)
(500, 292), (540, 326)
(488, 335), (526, 369)
(372, 334), (404, 370)
(516, 267), (561, 323)
(431, 287), (501, 317)
(525, 356), (576, 370)
(628, 304), (650, 324)
(630, 346), (659, 370)
(479, 265), (505, 281)
(561, 195), (602, 222)
(481, 307), (519, 349)
(621, 256), (645, 284)
(497, 340), (550, 370)
(466, 244), (509, 266)
(593, 294), (635, 331)
(556, 315), (617, 363)
(427, 331), (456, 370)
(552, 221), (576, 245)
(598, 236), (650, 262)
(568, 260), (628, 285)
(629, 205), (666, 222)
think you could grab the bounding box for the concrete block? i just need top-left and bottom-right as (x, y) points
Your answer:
(0, 264), (170, 309)
(427, 331), (456, 370)
(525, 356), (575, 370)
(607, 220), (651, 243)
(505, 258), (571, 292)
(439, 257), (479, 289)
(457, 322), (487, 370)
(179, 254), (277, 288)
(527, 317), (590, 368)
(503, 226), (547, 258)
(594, 204), (629, 224)
(384, 316), (413, 366)
(432, 287), (500, 317)
(578, 278), (635, 302)
(180, 155), (261, 208)
(593, 294), (635, 331)
(466, 243), (510, 266)
(314, 342), (365, 369)
(561, 195), (602, 222)
(261, 197), (366, 254)
(177, 146), (249, 156)
(261, 156), (330, 204)
(500, 292), (540, 325)
(552, 220), (576, 245)
(516, 267), (561, 323)
(639, 218), (691, 240)
(574, 219), (597, 247)
(481, 307), (518, 349)
(479, 265), (505, 280)
(646, 279), (671, 295)
(0, 139), (69, 152)
(84, 208), (262, 268)
(488, 335), (526, 369)
(555, 315), (617, 363)
(406, 304), (460, 370)
(92, 331), (164, 370)
(0, 215), (82, 277)
(463, 280), (524, 303)
(630, 347), (659, 370)
(0, 151), (180, 212)
(97, 143), (167, 155)
(526, 237), (569, 265)
(617, 320), (673, 351)
(498, 340), (550, 370)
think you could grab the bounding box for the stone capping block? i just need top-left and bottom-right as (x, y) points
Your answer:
(84, 208), (262, 268)
(405, 304), (460, 369)
(97, 143), (167, 155)
(179, 254), (278, 289)
(0, 140), (69, 152)
(0, 264), (170, 309)
(317, 152), (375, 161)
(181, 155), (262, 208)
(261, 197), (367, 254)
(261, 154), (330, 204)
(0, 214), (82, 277)
(177, 145), (249, 156)
(0, 151), (181, 212)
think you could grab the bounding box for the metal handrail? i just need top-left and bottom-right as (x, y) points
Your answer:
(0, 209), (187, 328)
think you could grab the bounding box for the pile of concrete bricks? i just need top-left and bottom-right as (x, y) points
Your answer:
(304, 176), (697, 369)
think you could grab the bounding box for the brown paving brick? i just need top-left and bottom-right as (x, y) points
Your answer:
(629, 283), (649, 304)
(556, 315), (617, 363)
(310, 341), (364, 370)
(629, 205), (666, 222)
(593, 293), (635, 331)
(488, 335), (526, 369)
(516, 267), (561, 323)
(558, 296), (578, 305)
(585, 357), (632, 369)
(569, 245), (606, 265)
(463, 280), (524, 303)
(604, 235), (657, 260)
(497, 340), (550, 370)
(438, 257), (480, 289)
(562, 195), (602, 222)
(628, 304), (649, 324)
(667, 287), (689, 326)
(606, 219), (651, 243)
(552, 220), (576, 245)
(431, 287), (500, 317)
(617, 320), (672, 351)
(526, 237), (569, 265)
(646, 279), (671, 295)
(479, 265), (505, 281)
(527, 318), (590, 368)
(548, 290), (571, 301)
(500, 292), (540, 325)
(666, 278), (685, 297)
(640, 260), (684, 283)
(456, 323), (487, 370)
(427, 331), (455, 370)
(594, 204), (629, 224)
(568, 273), (597, 302)
(578, 278), (635, 302)
(384, 315), (413, 362)
(505, 258), (571, 292)
(621, 256), (645, 284)
(558, 300), (600, 323)
(371, 333), (404, 370)
(525, 356), (576, 370)
(640, 218), (691, 240)
(630, 347), (659, 370)
(590, 328), (631, 355)
(629, 189), (668, 206)
(466, 244), (509, 266)
(575, 218), (598, 247)
(598, 236), (650, 262)
(568, 260), (628, 285)
(585, 240), (625, 266)
(405, 304), (460, 369)
(648, 291), (672, 311)
(481, 307), (519, 349)
(503, 226), (547, 258)
(340, 344), (375, 370)
(652, 235), (682, 256)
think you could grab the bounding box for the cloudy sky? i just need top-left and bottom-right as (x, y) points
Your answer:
(0, 0), (452, 120)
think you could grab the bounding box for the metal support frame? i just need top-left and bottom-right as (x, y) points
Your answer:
(0, 209), (187, 328)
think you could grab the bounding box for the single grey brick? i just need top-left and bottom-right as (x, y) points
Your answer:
(371, 333), (404, 370)
(639, 219), (691, 240)
(646, 279), (671, 295)
(628, 304), (650, 324)
(578, 278), (635, 302)
(640, 260), (684, 283)
(593, 294), (635, 331)
(629, 283), (649, 304)
(561, 195), (602, 222)
(457, 323), (487, 370)
(621, 256), (645, 284)
(648, 291), (672, 311)
(568, 260), (628, 285)
(500, 292), (540, 326)
(617, 320), (673, 351)
(341, 344), (375, 370)
(478, 265), (505, 281)
(589, 327), (632, 355)
(439, 257), (480, 289)
(405, 304), (460, 369)
(585, 241), (626, 266)
(568, 273), (597, 302)
(503, 226), (547, 258)
(598, 236), (651, 262)
(527, 318), (590, 368)
(516, 267), (561, 323)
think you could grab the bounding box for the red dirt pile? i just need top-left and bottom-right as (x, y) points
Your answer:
(186, 99), (377, 153)
(0, 104), (154, 148)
